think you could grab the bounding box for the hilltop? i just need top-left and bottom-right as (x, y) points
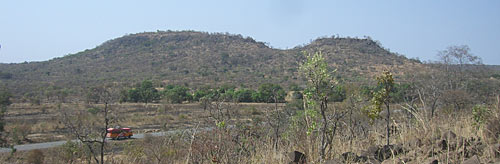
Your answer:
(0, 31), (422, 98)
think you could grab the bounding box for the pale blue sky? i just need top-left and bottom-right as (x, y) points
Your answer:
(1, 0), (499, 64)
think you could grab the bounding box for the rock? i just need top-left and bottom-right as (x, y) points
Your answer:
(381, 157), (407, 164)
(323, 159), (342, 164)
(461, 155), (480, 164)
(425, 146), (439, 157)
(485, 117), (500, 143)
(490, 143), (500, 158)
(362, 145), (380, 157)
(288, 151), (306, 164)
(435, 131), (460, 151)
(437, 136), (466, 151)
(437, 139), (448, 150)
(357, 155), (368, 162)
(463, 138), (486, 158)
(424, 158), (439, 164)
(341, 152), (368, 162)
(365, 158), (381, 164)
(407, 138), (423, 148)
(374, 145), (404, 162)
(442, 131), (457, 140)
(342, 152), (357, 161)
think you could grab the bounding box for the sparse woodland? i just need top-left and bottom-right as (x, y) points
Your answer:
(0, 31), (499, 163)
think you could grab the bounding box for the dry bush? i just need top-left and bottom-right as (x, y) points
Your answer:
(120, 133), (188, 164)
(7, 124), (32, 144)
(26, 149), (44, 164)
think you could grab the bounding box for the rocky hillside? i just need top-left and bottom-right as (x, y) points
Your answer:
(0, 31), (423, 97)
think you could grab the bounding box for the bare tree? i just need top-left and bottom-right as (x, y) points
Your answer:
(61, 86), (116, 164)
(258, 84), (286, 150)
(142, 134), (177, 164)
(410, 68), (445, 118)
(200, 90), (233, 128)
(437, 45), (482, 90)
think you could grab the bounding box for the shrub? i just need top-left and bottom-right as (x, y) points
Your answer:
(10, 124), (31, 144)
(485, 116), (500, 143)
(472, 105), (490, 129)
(58, 140), (83, 163)
(87, 107), (100, 115)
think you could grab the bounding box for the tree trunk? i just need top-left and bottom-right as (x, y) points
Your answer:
(495, 94), (500, 118)
(349, 100), (353, 148)
(386, 102), (390, 146)
(431, 99), (437, 118)
(319, 97), (328, 161)
(273, 95), (280, 150)
(100, 102), (109, 164)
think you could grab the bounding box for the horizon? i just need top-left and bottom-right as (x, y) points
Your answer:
(1, 0), (499, 65)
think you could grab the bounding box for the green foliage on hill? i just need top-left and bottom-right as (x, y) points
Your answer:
(0, 89), (11, 107)
(162, 85), (191, 103)
(120, 80), (161, 103)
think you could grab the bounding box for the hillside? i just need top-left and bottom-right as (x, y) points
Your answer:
(0, 31), (423, 98)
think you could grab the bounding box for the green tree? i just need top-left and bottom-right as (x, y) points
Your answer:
(127, 89), (141, 103)
(368, 71), (395, 146)
(138, 80), (160, 104)
(121, 80), (160, 104)
(299, 51), (337, 161)
(234, 88), (256, 102)
(255, 83), (285, 103)
(164, 86), (191, 104)
(193, 86), (213, 101)
(329, 85), (346, 102)
(0, 89), (11, 107)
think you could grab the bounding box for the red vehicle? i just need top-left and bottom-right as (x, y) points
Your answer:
(106, 127), (133, 140)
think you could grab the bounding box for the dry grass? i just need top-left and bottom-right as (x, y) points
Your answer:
(2, 102), (499, 163)
(2, 102), (271, 143)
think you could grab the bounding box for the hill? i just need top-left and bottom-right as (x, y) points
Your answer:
(0, 31), (423, 99)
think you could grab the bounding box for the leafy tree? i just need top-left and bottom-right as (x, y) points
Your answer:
(120, 80), (160, 103)
(164, 86), (191, 104)
(0, 72), (12, 79)
(255, 83), (285, 103)
(127, 89), (141, 103)
(472, 105), (490, 129)
(220, 88), (235, 102)
(390, 83), (414, 103)
(193, 87), (213, 101)
(234, 88), (256, 102)
(0, 89), (12, 107)
(138, 80), (160, 104)
(299, 51), (337, 161)
(329, 85), (346, 102)
(368, 71), (395, 146)
(289, 83), (303, 92)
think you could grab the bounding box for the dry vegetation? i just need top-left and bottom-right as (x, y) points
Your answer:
(0, 31), (422, 100)
(1, 102), (275, 145)
(0, 32), (499, 164)
(1, 101), (500, 163)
